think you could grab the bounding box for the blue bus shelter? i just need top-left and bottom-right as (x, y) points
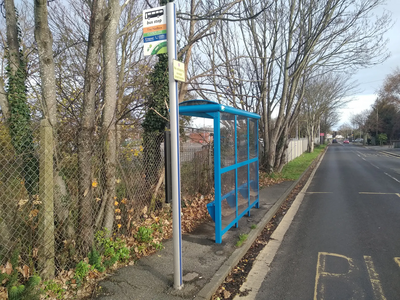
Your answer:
(179, 100), (260, 243)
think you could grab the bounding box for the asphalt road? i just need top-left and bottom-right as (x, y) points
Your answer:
(253, 144), (400, 300)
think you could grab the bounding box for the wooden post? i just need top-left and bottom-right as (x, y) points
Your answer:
(39, 119), (55, 279)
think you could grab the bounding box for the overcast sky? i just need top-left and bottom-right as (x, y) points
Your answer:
(336, 0), (400, 129)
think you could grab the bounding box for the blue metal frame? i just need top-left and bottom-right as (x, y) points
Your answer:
(179, 100), (260, 243)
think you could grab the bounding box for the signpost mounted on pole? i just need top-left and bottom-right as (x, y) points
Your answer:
(166, 2), (183, 290)
(143, 1), (183, 290)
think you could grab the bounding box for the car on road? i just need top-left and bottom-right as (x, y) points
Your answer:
(332, 139), (337, 143)
(343, 139), (349, 144)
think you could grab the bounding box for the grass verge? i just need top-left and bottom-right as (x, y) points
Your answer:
(281, 144), (326, 180)
(261, 144), (327, 183)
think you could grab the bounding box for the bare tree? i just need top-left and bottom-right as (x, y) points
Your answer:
(338, 122), (353, 139)
(78, 0), (105, 254)
(320, 110), (340, 135)
(225, 0), (391, 172)
(301, 73), (355, 152)
(378, 67), (400, 106)
(97, 0), (128, 236)
(176, 0), (250, 103)
(351, 110), (370, 142)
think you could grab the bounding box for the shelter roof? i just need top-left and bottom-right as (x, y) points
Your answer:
(179, 99), (260, 120)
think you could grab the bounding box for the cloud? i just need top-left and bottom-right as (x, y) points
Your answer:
(335, 94), (377, 128)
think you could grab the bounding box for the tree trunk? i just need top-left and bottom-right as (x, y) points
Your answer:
(0, 77), (9, 120)
(274, 126), (289, 172)
(34, 0), (57, 126)
(39, 119), (55, 280)
(266, 134), (277, 174)
(101, 0), (121, 235)
(54, 173), (74, 239)
(34, 0), (57, 279)
(78, 0), (104, 254)
(5, 0), (38, 196)
(4, 0), (20, 76)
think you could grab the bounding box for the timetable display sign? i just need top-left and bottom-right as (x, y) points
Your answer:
(173, 60), (185, 82)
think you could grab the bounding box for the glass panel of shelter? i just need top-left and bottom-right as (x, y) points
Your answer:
(237, 116), (248, 163)
(220, 170), (236, 228)
(220, 112), (235, 168)
(249, 119), (257, 159)
(220, 113), (252, 231)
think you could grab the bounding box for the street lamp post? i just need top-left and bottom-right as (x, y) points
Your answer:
(376, 108), (378, 145)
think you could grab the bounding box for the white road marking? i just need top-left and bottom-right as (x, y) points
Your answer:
(384, 172), (400, 183)
(370, 163), (380, 169)
(359, 192), (400, 196)
(306, 192), (332, 194)
(355, 151), (366, 158)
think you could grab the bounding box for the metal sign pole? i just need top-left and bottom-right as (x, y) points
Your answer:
(166, 1), (183, 290)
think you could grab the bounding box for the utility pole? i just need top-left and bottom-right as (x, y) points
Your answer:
(376, 108), (378, 145)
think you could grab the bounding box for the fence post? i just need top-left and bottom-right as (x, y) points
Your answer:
(39, 119), (55, 279)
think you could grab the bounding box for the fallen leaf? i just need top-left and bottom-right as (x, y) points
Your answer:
(29, 209), (39, 218)
(0, 287), (7, 299)
(142, 206), (148, 215)
(17, 199), (29, 208)
(223, 289), (231, 298)
(5, 261), (12, 275)
(18, 265), (30, 278)
(32, 248), (38, 258)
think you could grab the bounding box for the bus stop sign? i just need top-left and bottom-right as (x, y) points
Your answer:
(143, 6), (167, 56)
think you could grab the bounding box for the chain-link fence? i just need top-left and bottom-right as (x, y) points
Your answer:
(0, 121), (213, 277)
